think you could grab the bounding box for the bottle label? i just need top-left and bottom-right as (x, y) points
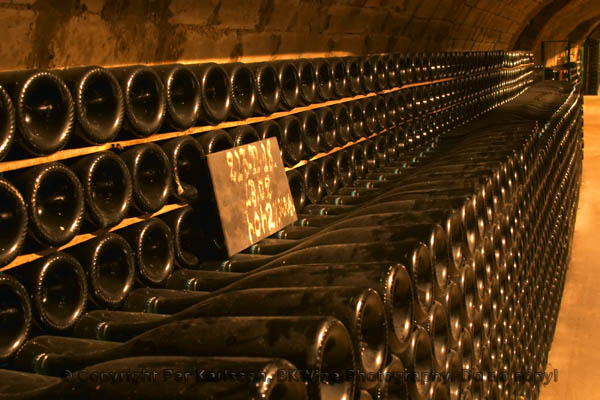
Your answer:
(206, 137), (297, 256)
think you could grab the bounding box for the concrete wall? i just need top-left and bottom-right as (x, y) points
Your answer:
(0, 0), (597, 71)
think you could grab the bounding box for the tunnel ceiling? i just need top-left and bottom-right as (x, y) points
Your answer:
(1, 0), (599, 70)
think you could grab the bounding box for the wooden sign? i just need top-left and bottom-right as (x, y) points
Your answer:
(206, 137), (298, 256)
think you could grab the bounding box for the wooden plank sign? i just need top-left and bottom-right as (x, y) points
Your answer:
(206, 137), (298, 256)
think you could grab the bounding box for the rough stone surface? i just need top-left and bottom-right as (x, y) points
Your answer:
(0, 0), (597, 70)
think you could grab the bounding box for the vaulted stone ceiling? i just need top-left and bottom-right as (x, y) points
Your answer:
(1, 0), (599, 70)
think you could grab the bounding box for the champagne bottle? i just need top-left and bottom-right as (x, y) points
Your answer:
(274, 60), (301, 110)
(361, 98), (378, 135)
(398, 326), (433, 399)
(10, 252), (87, 332)
(120, 143), (172, 214)
(295, 59), (318, 105)
(159, 206), (203, 268)
(423, 301), (450, 372)
(275, 115), (304, 167)
(348, 101), (367, 140)
(67, 233), (135, 309)
(287, 169), (306, 213)
(299, 161), (324, 204)
(58, 66), (124, 144)
(367, 354), (408, 400)
(248, 63), (281, 116)
(71, 151), (132, 228)
(359, 58), (376, 93)
(76, 286), (387, 378)
(109, 66), (166, 138)
(0, 85), (15, 161)
(227, 124), (260, 146)
(0, 357), (308, 400)
(372, 56), (388, 91)
(297, 110), (321, 157)
(315, 107), (337, 151)
(13, 162), (84, 247)
(330, 58), (348, 98)
(192, 64), (233, 125)
(196, 129), (234, 154)
(317, 155), (341, 196)
(0, 274), (32, 362)
(333, 104), (353, 145)
(151, 65), (201, 132)
(0, 70), (73, 156)
(119, 218), (174, 287)
(15, 316), (357, 400)
(313, 59), (335, 101)
(0, 178), (28, 266)
(344, 57), (363, 95)
(385, 54), (400, 88)
(222, 62), (256, 120)
(349, 144), (368, 179)
(160, 136), (206, 204)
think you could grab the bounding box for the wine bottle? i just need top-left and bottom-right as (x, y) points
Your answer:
(423, 301), (450, 372)
(372, 56), (388, 91)
(152, 64), (201, 131)
(274, 60), (301, 110)
(57, 66), (124, 145)
(384, 54), (399, 88)
(0, 357), (308, 400)
(298, 161), (324, 204)
(297, 110), (321, 157)
(345, 57), (363, 95)
(119, 218), (174, 287)
(0, 274), (32, 362)
(0, 85), (15, 161)
(0, 178), (28, 266)
(313, 59), (335, 101)
(222, 62), (256, 120)
(359, 58), (376, 93)
(377, 355), (411, 399)
(192, 63), (231, 124)
(160, 136), (206, 204)
(227, 124), (260, 147)
(247, 62), (281, 116)
(349, 144), (368, 179)
(71, 151), (132, 228)
(287, 169), (306, 213)
(333, 104), (353, 146)
(275, 115), (305, 167)
(385, 94), (398, 128)
(10, 252), (87, 332)
(334, 149), (355, 187)
(16, 316), (357, 400)
(120, 143), (172, 214)
(76, 286), (387, 379)
(0, 70), (73, 156)
(330, 58), (348, 98)
(317, 155), (341, 196)
(295, 59), (318, 105)
(398, 326), (433, 400)
(67, 233), (135, 309)
(159, 206), (203, 268)
(361, 98), (378, 135)
(109, 66), (166, 138)
(196, 129), (234, 154)
(13, 162), (84, 247)
(315, 107), (337, 151)
(348, 101), (367, 140)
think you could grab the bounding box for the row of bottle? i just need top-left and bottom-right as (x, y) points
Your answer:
(0, 51), (533, 161)
(0, 70), (540, 374)
(0, 79), (579, 400)
(0, 63), (537, 268)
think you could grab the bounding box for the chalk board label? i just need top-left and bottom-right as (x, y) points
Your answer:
(206, 137), (298, 256)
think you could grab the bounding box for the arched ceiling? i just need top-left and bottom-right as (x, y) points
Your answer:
(0, 0), (598, 70)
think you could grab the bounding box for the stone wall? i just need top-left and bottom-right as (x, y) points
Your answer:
(0, 0), (596, 71)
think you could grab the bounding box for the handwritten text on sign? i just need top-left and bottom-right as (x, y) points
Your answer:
(206, 137), (297, 256)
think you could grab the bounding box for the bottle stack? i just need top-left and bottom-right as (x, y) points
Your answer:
(0, 51), (582, 400)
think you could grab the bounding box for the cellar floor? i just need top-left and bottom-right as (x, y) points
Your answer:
(540, 95), (600, 399)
